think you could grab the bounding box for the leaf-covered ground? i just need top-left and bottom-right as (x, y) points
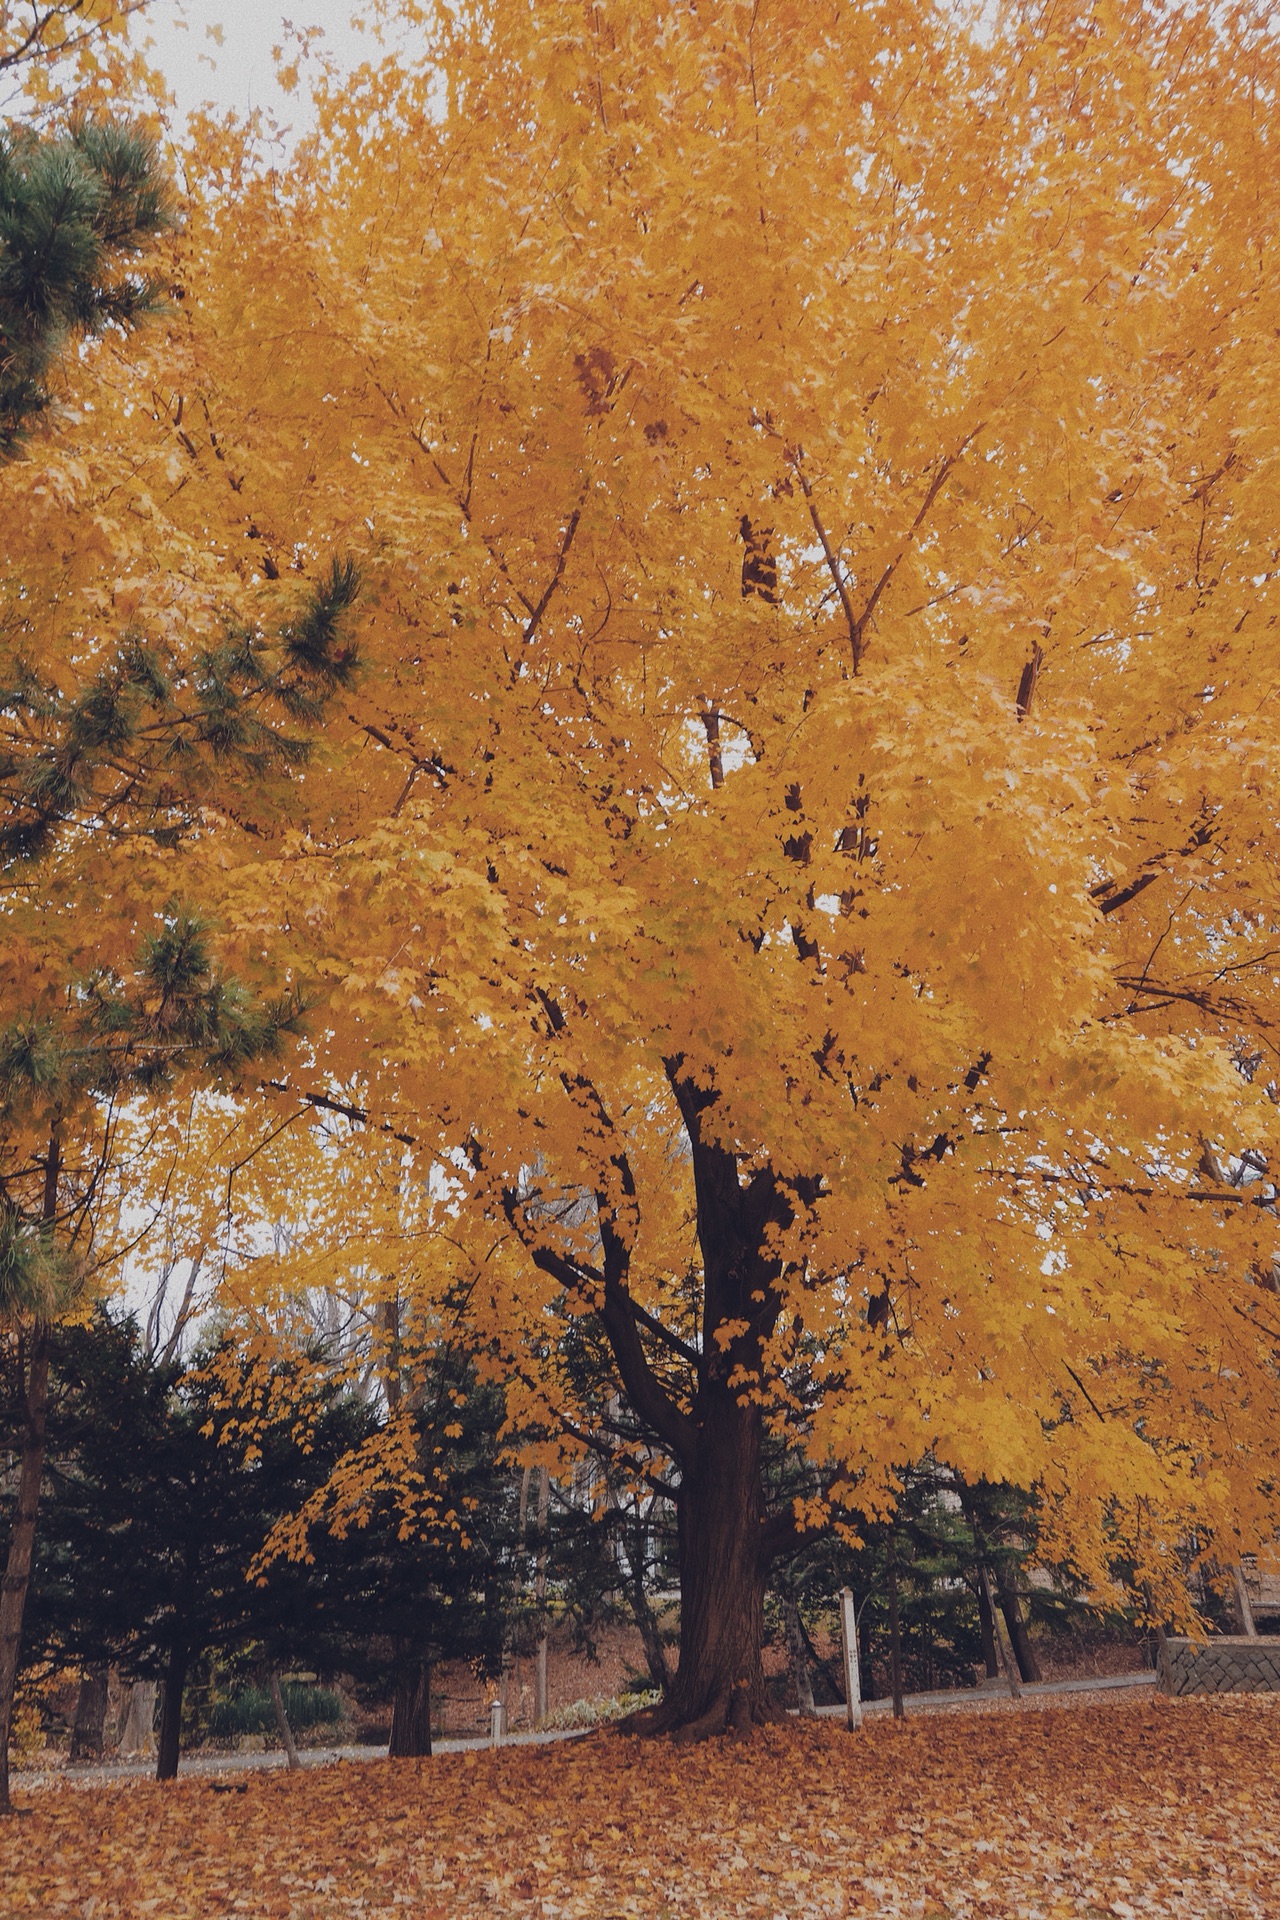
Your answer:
(6, 1694), (1277, 1918)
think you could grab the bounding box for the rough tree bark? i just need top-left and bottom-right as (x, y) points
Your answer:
(156, 1642), (188, 1782)
(69, 1664), (110, 1764)
(513, 1051), (816, 1741)
(118, 1679), (157, 1757)
(534, 1466), (549, 1725)
(389, 1653), (432, 1758)
(996, 1567), (1042, 1683)
(653, 1390), (774, 1738)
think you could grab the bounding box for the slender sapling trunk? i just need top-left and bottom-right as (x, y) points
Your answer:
(269, 1671), (301, 1770)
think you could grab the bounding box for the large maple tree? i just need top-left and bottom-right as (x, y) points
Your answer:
(75, 0), (1280, 1736)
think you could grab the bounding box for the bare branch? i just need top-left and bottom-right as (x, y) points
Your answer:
(522, 506), (583, 645)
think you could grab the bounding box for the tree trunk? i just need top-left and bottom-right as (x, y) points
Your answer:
(795, 1605), (844, 1706)
(0, 1322), (52, 1817)
(389, 1655), (432, 1758)
(857, 1600), (875, 1701)
(975, 1571), (1000, 1678)
(534, 1466), (549, 1725)
(118, 1679), (157, 1757)
(621, 1395), (778, 1741)
(887, 1543), (906, 1719)
(782, 1595), (815, 1715)
(563, 1067), (808, 1743)
(626, 1517), (672, 1694)
(995, 1568), (1041, 1683)
(268, 1671), (301, 1770)
(156, 1644), (187, 1782)
(69, 1663), (110, 1765)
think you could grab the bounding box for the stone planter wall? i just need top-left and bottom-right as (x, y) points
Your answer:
(1158, 1636), (1280, 1696)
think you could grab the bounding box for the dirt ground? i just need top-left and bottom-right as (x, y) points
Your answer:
(386, 1619), (1152, 1740)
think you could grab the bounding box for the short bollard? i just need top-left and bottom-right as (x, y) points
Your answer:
(489, 1699), (504, 1747)
(839, 1587), (863, 1730)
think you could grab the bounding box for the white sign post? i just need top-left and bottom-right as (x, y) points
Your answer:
(839, 1587), (863, 1730)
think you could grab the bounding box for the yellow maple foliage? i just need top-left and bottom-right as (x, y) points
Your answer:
(12, 0), (1280, 1737)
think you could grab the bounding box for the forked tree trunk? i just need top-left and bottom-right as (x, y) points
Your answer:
(389, 1654), (432, 1758)
(621, 1394), (780, 1742)
(156, 1644), (188, 1782)
(524, 1060), (811, 1743)
(975, 1570), (1000, 1678)
(0, 1322), (51, 1817)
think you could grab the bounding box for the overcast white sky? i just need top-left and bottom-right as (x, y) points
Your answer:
(143, 0), (371, 131)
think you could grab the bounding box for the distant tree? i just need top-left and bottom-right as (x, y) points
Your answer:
(0, 917), (327, 1807)
(773, 1465), (1047, 1708)
(258, 1349), (519, 1760)
(14, 1309), (369, 1780)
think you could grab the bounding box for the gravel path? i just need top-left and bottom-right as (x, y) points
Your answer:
(12, 1670), (1157, 1793)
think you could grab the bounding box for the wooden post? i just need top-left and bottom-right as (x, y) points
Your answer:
(980, 1566), (1021, 1699)
(838, 1588), (863, 1730)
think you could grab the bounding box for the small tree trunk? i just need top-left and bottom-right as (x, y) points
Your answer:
(389, 1656), (432, 1758)
(0, 1321), (52, 1817)
(887, 1543), (906, 1720)
(534, 1466), (550, 1724)
(782, 1595), (816, 1715)
(1233, 1565), (1259, 1638)
(626, 1518), (672, 1694)
(995, 1568), (1041, 1682)
(500, 1466), (531, 1735)
(268, 1672), (301, 1770)
(857, 1600), (875, 1701)
(975, 1571), (1000, 1678)
(118, 1679), (157, 1757)
(69, 1663), (110, 1765)
(156, 1644), (188, 1782)
(981, 1566), (1022, 1698)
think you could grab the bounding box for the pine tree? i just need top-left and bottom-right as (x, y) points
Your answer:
(14, 1309), (371, 1781)
(0, 914), (320, 1808)
(0, 120), (171, 456)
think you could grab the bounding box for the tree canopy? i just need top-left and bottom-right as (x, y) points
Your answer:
(6, 0), (1280, 1743)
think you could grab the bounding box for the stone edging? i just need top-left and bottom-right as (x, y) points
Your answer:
(1158, 1636), (1280, 1696)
